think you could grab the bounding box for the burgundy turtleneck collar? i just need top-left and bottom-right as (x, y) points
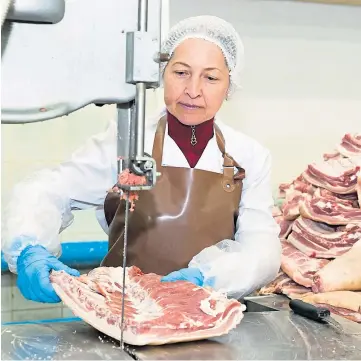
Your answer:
(167, 110), (214, 168)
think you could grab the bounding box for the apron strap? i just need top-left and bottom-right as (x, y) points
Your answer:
(152, 115), (167, 168)
(214, 124), (245, 192)
(152, 115), (245, 191)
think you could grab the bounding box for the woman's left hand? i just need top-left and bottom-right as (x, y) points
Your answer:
(161, 267), (204, 286)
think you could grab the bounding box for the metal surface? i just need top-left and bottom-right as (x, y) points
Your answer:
(2, 0), (162, 123)
(5, 0), (65, 24)
(135, 82), (147, 158)
(1, 320), (132, 360)
(117, 0), (158, 343)
(129, 311), (361, 360)
(115, 103), (133, 350)
(2, 296), (361, 360)
(123, 0), (158, 185)
(244, 294), (292, 312)
(134, 0), (148, 159)
(120, 192), (130, 349)
(116, 103), (134, 173)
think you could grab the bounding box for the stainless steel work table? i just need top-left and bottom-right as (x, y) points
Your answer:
(2, 295), (361, 360)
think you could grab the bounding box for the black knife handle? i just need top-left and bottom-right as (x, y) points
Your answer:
(289, 299), (330, 322)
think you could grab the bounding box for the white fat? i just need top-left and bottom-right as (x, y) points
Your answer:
(201, 297), (246, 316)
(109, 267), (164, 322)
(315, 200), (326, 208)
(200, 295), (228, 317)
(315, 200), (333, 209)
(347, 232), (361, 240)
(306, 259), (327, 270)
(127, 288), (163, 322)
(86, 267), (163, 323)
(179, 318), (204, 329)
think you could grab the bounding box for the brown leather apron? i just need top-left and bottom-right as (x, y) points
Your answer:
(100, 115), (245, 276)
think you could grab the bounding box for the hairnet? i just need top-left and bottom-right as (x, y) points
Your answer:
(161, 15), (245, 98)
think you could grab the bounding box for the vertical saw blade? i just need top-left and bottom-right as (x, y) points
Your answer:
(120, 191), (130, 349)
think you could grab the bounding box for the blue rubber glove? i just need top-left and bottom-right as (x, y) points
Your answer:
(17, 245), (80, 303)
(161, 267), (204, 286)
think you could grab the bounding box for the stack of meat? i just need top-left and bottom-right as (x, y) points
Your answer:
(261, 133), (361, 323)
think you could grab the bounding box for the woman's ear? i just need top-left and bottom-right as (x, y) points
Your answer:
(159, 62), (168, 88)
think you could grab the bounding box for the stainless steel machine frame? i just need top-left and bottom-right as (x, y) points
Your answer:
(2, 0), (165, 189)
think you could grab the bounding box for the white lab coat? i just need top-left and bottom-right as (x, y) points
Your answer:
(2, 107), (281, 299)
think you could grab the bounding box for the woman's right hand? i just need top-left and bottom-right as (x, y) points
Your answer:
(16, 244), (80, 303)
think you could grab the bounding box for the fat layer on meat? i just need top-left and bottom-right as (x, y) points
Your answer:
(280, 241), (329, 288)
(299, 197), (361, 225)
(288, 217), (360, 258)
(313, 240), (361, 293)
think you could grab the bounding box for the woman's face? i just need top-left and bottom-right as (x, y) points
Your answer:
(163, 38), (230, 126)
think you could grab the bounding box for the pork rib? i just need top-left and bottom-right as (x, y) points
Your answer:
(279, 176), (316, 199)
(282, 194), (312, 221)
(279, 176), (315, 221)
(299, 197), (361, 225)
(258, 271), (310, 298)
(274, 216), (294, 239)
(323, 150), (344, 161)
(287, 217), (360, 258)
(313, 188), (357, 207)
(336, 134), (361, 158)
(272, 206), (283, 217)
(281, 241), (329, 288)
(50, 266), (246, 346)
(312, 240), (361, 293)
(357, 175), (361, 209)
(302, 156), (361, 194)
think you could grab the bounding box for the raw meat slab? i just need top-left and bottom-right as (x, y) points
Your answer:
(357, 175), (361, 209)
(336, 134), (361, 158)
(313, 240), (361, 293)
(50, 266), (246, 346)
(281, 241), (329, 288)
(288, 217), (360, 258)
(274, 216), (294, 239)
(258, 271), (310, 298)
(300, 197), (361, 225)
(302, 156), (361, 194)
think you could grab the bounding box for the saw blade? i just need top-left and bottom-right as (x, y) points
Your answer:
(120, 191), (130, 349)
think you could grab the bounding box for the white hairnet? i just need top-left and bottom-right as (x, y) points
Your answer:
(161, 15), (245, 98)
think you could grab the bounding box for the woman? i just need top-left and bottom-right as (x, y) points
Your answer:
(2, 15), (281, 304)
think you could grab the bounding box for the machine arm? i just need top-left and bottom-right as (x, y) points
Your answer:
(1, 0), (65, 25)
(1, 0), (170, 189)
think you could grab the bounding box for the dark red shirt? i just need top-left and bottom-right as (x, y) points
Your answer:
(167, 111), (214, 168)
